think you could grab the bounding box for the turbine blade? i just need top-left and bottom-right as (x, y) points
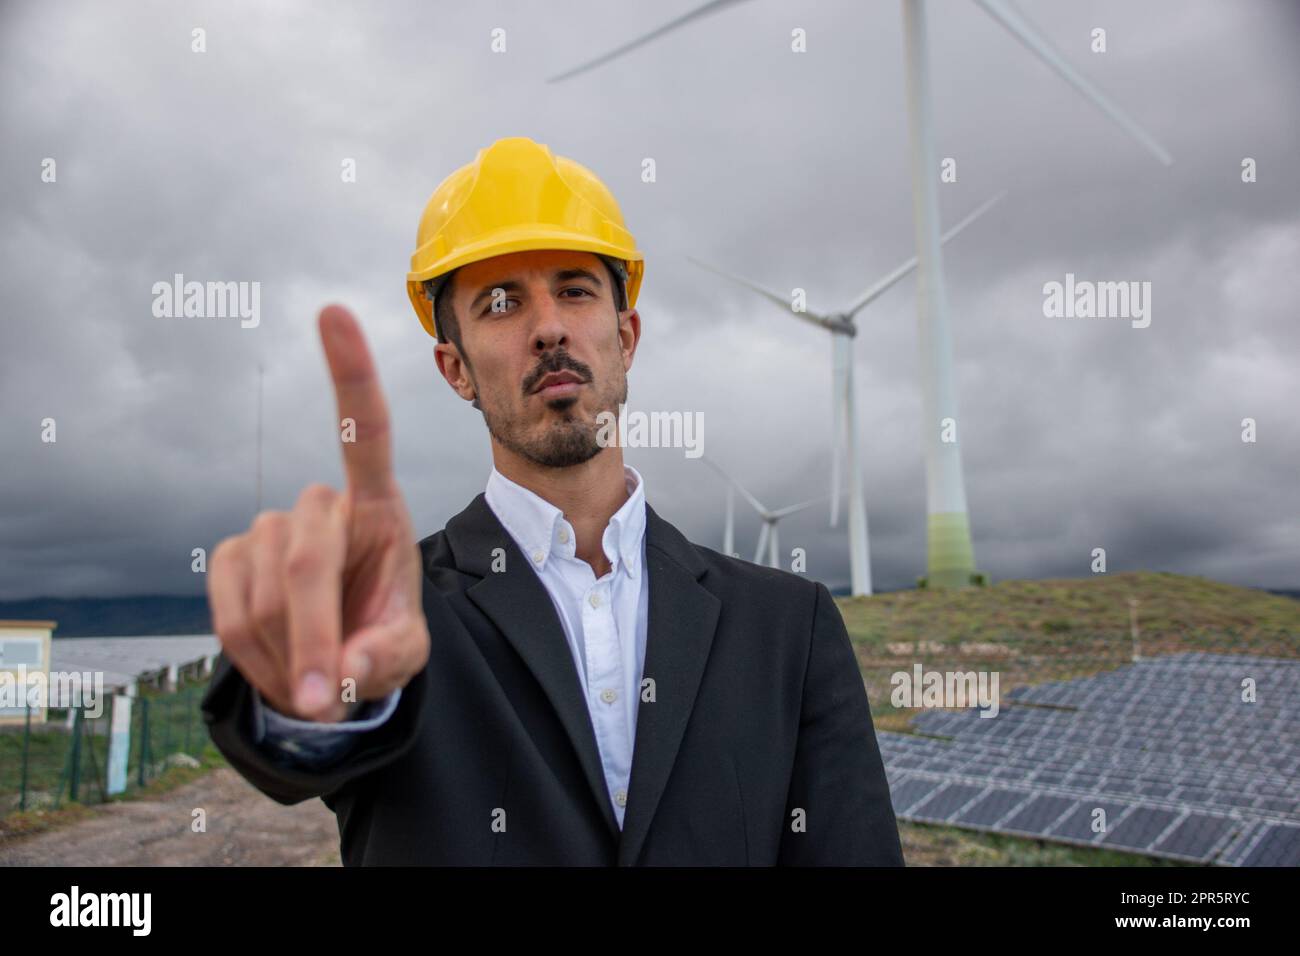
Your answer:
(770, 495), (826, 519)
(548, 0), (753, 83)
(753, 522), (771, 565)
(702, 456), (768, 516)
(972, 0), (1173, 166)
(687, 255), (841, 333)
(844, 191), (1007, 318)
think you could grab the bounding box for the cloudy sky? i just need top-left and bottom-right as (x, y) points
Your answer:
(2, 0), (1297, 599)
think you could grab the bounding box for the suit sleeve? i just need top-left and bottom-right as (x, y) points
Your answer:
(200, 650), (427, 806)
(778, 581), (905, 866)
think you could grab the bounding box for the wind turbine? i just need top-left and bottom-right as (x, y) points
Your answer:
(688, 191), (1004, 597)
(548, 0), (1173, 591)
(704, 459), (821, 570)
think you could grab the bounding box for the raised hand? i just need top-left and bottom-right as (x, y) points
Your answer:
(208, 305), (429, 722)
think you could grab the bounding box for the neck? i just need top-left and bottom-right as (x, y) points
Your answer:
(492, 444), (630, 577)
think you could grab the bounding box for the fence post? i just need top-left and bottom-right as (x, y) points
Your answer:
(184, 686), (193, 754)
(162, 696), (172, 760)
(107, 694), (132, 797)
(138, 697), (150, 786)
(19, 703), (32, 811)
(69, 709), (83, 803)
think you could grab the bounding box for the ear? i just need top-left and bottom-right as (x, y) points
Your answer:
(434, 341), (478, 404)
(617, 308), (641, 373)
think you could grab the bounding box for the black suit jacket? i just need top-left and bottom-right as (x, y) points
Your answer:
(201, 493), (904, 866)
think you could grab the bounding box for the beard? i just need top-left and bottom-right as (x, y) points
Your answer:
(479, 352), (628, 469)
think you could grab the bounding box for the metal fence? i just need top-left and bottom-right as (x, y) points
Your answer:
(0, 680), (214, 822)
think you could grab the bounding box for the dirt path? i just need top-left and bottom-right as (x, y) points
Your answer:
(0, 768), (340, 866)
(1, 764), (990, 867)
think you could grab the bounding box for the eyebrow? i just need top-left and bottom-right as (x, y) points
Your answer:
(469, 268), (605, 311)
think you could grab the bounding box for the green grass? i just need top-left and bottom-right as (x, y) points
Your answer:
(837, 570), (1300, 652)
(900, 821), (1189, 867)
(0, 744), (227, 843)
(0, 679), (219, 818)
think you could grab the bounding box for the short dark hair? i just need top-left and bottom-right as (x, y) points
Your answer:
(425, 254), (629, 357)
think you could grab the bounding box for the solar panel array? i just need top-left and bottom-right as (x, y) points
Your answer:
(50, 636), (220, 692)
(879, 652), (1299, 865)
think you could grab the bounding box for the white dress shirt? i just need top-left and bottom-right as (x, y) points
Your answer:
(254, 463), (650, 830)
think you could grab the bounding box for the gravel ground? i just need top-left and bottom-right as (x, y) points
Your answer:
(0, 768), (341, 867)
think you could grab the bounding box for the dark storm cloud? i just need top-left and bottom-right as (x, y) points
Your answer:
(1, 0), (1296, 599)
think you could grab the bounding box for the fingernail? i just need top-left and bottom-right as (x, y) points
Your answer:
(295, 671), (331, 715)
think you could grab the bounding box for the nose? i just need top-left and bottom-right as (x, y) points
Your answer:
(529, 295), (569, 355)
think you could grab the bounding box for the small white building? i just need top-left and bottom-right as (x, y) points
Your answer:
(0, 619), (56, 725)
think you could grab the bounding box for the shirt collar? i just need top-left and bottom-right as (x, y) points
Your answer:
(485, 463), (646, 579)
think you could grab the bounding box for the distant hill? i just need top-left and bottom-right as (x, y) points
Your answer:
(0, 596), (211, 638)
(834, 571), (1300, 649)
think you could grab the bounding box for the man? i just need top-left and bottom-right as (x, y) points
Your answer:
(201, 136), (904, 866)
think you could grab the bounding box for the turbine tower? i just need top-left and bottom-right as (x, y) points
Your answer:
(903, 0), (1172, 586)
(688, 192), (1003, 596)
(550, 0), (1172, 589)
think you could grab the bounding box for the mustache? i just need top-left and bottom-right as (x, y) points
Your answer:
(522, 350), (593, 395)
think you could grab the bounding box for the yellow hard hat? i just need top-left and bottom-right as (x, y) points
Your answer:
(406, 136), (644, 340)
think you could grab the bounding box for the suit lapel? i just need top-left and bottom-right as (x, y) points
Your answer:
(446, 494), (622, 839)
(617, 503), (721, 866)
(441, 494), (722, 863)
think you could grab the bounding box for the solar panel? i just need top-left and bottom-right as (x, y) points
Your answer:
(888, 776), (940, 815)
(912, 783), (986, 822)
(1098, 806), (1184, 851)
(1153, 813), (1239, 860)
(955, 788), (1030, 827)
(1001, 795), (1077, 834)
(1237, 824), (1300, 866)
(1048, 800), (1134, 843)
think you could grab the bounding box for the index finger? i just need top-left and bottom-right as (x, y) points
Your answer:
(319, 304), (396, 501)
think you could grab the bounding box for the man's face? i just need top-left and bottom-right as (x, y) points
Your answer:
(435, 249), (641, 469)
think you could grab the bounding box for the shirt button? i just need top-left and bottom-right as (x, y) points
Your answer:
(558, 528), (569, 544)
(615, 789), (627, 807)
(588, 593), (601, 608)
(600, 688), (617, 704)
(532, 550), (544, 564)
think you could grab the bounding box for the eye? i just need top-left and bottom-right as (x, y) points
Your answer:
(482, 297), (519, 316)
(560, 287), (594, 298)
